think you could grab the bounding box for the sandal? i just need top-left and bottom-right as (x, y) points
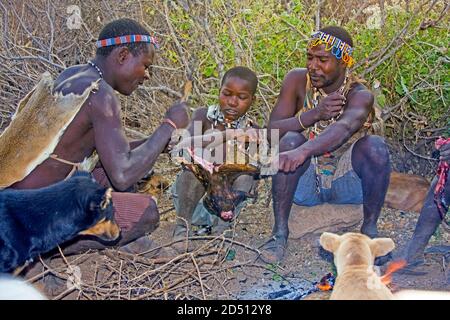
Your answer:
(119, 236), (161, 258)
(258, 235), (288, 264)
(171, 224), (191, 254)
(425, 245), (450, 261)
(394, 260), (428, 276)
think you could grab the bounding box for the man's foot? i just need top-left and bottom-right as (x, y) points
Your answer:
(171, 224), (191, 254)
(361, 224), (378, 239)
(395, 260), (428, 276)
(119, 236), (161, 258)
(425, 245), (450, 262)
(258, 235), (287, 264)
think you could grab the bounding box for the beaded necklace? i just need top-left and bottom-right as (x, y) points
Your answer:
(309, 73), (348, 135)
(206, 105), (252, 130)
(87, 60), (104, 79)
(305, 73), (349, 193)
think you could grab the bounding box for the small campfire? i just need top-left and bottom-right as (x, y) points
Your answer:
(316, 272), (335, 291)
(237, 272), (336, 300)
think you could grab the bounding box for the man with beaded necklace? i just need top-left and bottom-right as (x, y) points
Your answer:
(11, 18), (190, 255)
(260, 26), (391, 264)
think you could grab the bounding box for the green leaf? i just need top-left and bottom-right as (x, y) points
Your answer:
(376, 93), (386, 108)
(225, 249), (236, 261)
(400, 75), (409, 95)
(272, 274), (282, 282)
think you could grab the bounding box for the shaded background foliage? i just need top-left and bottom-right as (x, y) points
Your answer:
(0, 0), (448, 176)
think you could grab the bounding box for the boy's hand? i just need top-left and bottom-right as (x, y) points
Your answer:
(316, 92), (345, 121)
(165, 102), (190, 129)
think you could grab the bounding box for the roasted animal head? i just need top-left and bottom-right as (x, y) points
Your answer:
(175, 148), (260, 221)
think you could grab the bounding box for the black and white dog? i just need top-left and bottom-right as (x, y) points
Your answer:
(0, 171), (120, 273)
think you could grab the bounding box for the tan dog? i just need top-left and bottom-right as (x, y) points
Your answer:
(320, 232), (395, 300)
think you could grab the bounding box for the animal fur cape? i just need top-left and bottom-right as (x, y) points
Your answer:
(0, 72), (99, 189)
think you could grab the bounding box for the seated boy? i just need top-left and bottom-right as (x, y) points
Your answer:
(171, 66), (259, 249)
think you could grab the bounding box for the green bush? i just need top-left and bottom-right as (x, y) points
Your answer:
(164, 1), (448, 133)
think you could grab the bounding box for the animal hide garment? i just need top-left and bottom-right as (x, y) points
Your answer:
(0, 72), (100, 189)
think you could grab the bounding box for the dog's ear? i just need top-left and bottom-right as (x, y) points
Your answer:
(320, 232), (341, 253)
(370, 238), (395, 257)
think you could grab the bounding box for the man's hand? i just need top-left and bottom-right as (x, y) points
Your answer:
(440, 142), (450, 164)
(165, 101), (190, 129)
(275, 148), (309, 172)
(316, 92), (346, 121)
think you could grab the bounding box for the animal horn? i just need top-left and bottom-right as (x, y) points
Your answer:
(100, 188), (113, 210)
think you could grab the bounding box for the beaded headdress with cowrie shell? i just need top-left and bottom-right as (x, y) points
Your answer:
(308, 31), (355, 67)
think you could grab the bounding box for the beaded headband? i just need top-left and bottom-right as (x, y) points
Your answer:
(96, 34), (159, 49)
(308, 31), (354, 67)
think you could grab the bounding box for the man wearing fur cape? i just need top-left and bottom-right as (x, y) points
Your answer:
(0, 18), (189, 255)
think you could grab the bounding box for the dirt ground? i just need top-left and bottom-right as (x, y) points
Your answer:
(154, 179), (450, 298)
(28, 153), (450, 300)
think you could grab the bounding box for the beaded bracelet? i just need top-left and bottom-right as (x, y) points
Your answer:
(162, 118), (177, 130)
